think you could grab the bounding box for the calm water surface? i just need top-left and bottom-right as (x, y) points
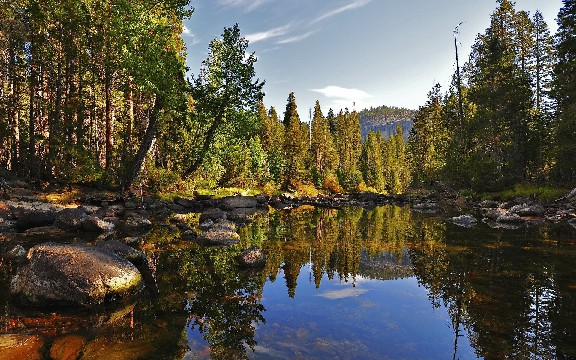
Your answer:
(1, 205), (576, 359)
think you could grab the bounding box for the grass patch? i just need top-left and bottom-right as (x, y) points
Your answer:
(476, 184), (569, 203)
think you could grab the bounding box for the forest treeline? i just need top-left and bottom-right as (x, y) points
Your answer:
(1, 0), (575, 194)
(409, 0), (576, 191)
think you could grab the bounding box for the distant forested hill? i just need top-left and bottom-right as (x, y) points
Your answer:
(358, 105), (415, 141)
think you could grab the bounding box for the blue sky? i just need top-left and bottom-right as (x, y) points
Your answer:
(182, 0), (562, 119)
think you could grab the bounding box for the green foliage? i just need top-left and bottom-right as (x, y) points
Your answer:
(334, 109), (362, 192)
(408, 84), (449, 185)
(552, 0), (576, 182)
(184, 24), (265, 178)
(310, 100), (339, 188)
(360, 131), (385, 192)
(282, 92), (309, 188)
(143, 160), (181, 193)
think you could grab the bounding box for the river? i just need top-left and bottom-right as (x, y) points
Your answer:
(1, 204), (575, 359)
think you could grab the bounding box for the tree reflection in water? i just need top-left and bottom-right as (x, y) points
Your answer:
(179, 205), (576, 359)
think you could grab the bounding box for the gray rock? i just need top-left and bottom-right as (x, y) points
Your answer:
(181, 230), (197, 241)
(10, 243), (143, 307)
(413, 202), (437, 210)
(54, 207), (87, 231)
(5, 245), (27, 263)
(199, 219), (214, 230)
(451, 215), (478, 227)
(510, 204), (546, 217)
(212, 219), (237, 232)
(482, 218), (521, 230)
(15, 209), (56, 231)
(226, 207), (258, 224)
(255, 194), (269, 204)
(482, 208), (505, 220)
(121, 216), (152, 234)
(220, 195), (258, 211)
(82, 216), (115, 233)
(496, 213), (524, 224)
(478, 200), (500, 209)
(237, 247), (266, 269)
(199, 208), (227, 223)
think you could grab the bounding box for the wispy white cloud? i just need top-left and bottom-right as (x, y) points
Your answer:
(181, 26), (200, 45)
(216, 0), (270, 12)
(311, 0), (372, 24)
(277, 31), (315, 44)
(311, 86), (373, 100)
(246, 24), (292, 44)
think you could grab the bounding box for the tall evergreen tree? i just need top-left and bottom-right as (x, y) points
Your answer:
(552, 0), (576, 181)
(334, 109), (362, 191)
(360, 131), (385, 192)
(408, 83), (449, 185)
(282, 92), (308, 187)
(310, 100), (338, 186)
(465, 0), (534, 190)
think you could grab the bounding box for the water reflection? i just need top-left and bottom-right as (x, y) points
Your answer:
(1, 205), (576, 359)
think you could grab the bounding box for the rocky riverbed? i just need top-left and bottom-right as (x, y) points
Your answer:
(1, 176), (576, 358)
(1, 178), (575, 308)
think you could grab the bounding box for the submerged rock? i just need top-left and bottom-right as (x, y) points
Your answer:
(4, 245), (27, 263)
(49, 334), (87, 360)
(10, 243), (143, 307)
(0, 334), (44, 360)
(120, 216), (152, 234)
(237, 247), (266, 269)
(197, 228), (240, 246)
(199, 208), (227, 223)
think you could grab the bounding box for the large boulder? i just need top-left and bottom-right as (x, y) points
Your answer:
(10, 243), (143, 307)
(54, 207), (87, 231)
(15, 209), (56, 230)
(220, 195), (258, 211)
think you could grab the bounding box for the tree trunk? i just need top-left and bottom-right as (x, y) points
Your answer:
(183, 101), (227, 178)
(125, 95), (163, 190)
(105, 66), (113, 170)
(28, 43), (36, 177)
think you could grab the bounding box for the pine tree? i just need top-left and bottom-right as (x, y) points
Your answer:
(464, 0), (534, 190)
(552, 0), (576, 182)
(360, 131), (385, 192)
(334, 109), (362, 191)
(310, 100), (338, 186)
(408, 83), (448, 185)
(282, 92), (308, 187)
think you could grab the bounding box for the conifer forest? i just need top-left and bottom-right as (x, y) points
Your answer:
(1, 0), (575, 194)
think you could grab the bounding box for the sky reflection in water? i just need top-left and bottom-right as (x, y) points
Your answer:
(186, 266), (478, 360)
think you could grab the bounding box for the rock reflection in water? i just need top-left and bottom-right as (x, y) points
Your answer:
(1, 204), (576, 359)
